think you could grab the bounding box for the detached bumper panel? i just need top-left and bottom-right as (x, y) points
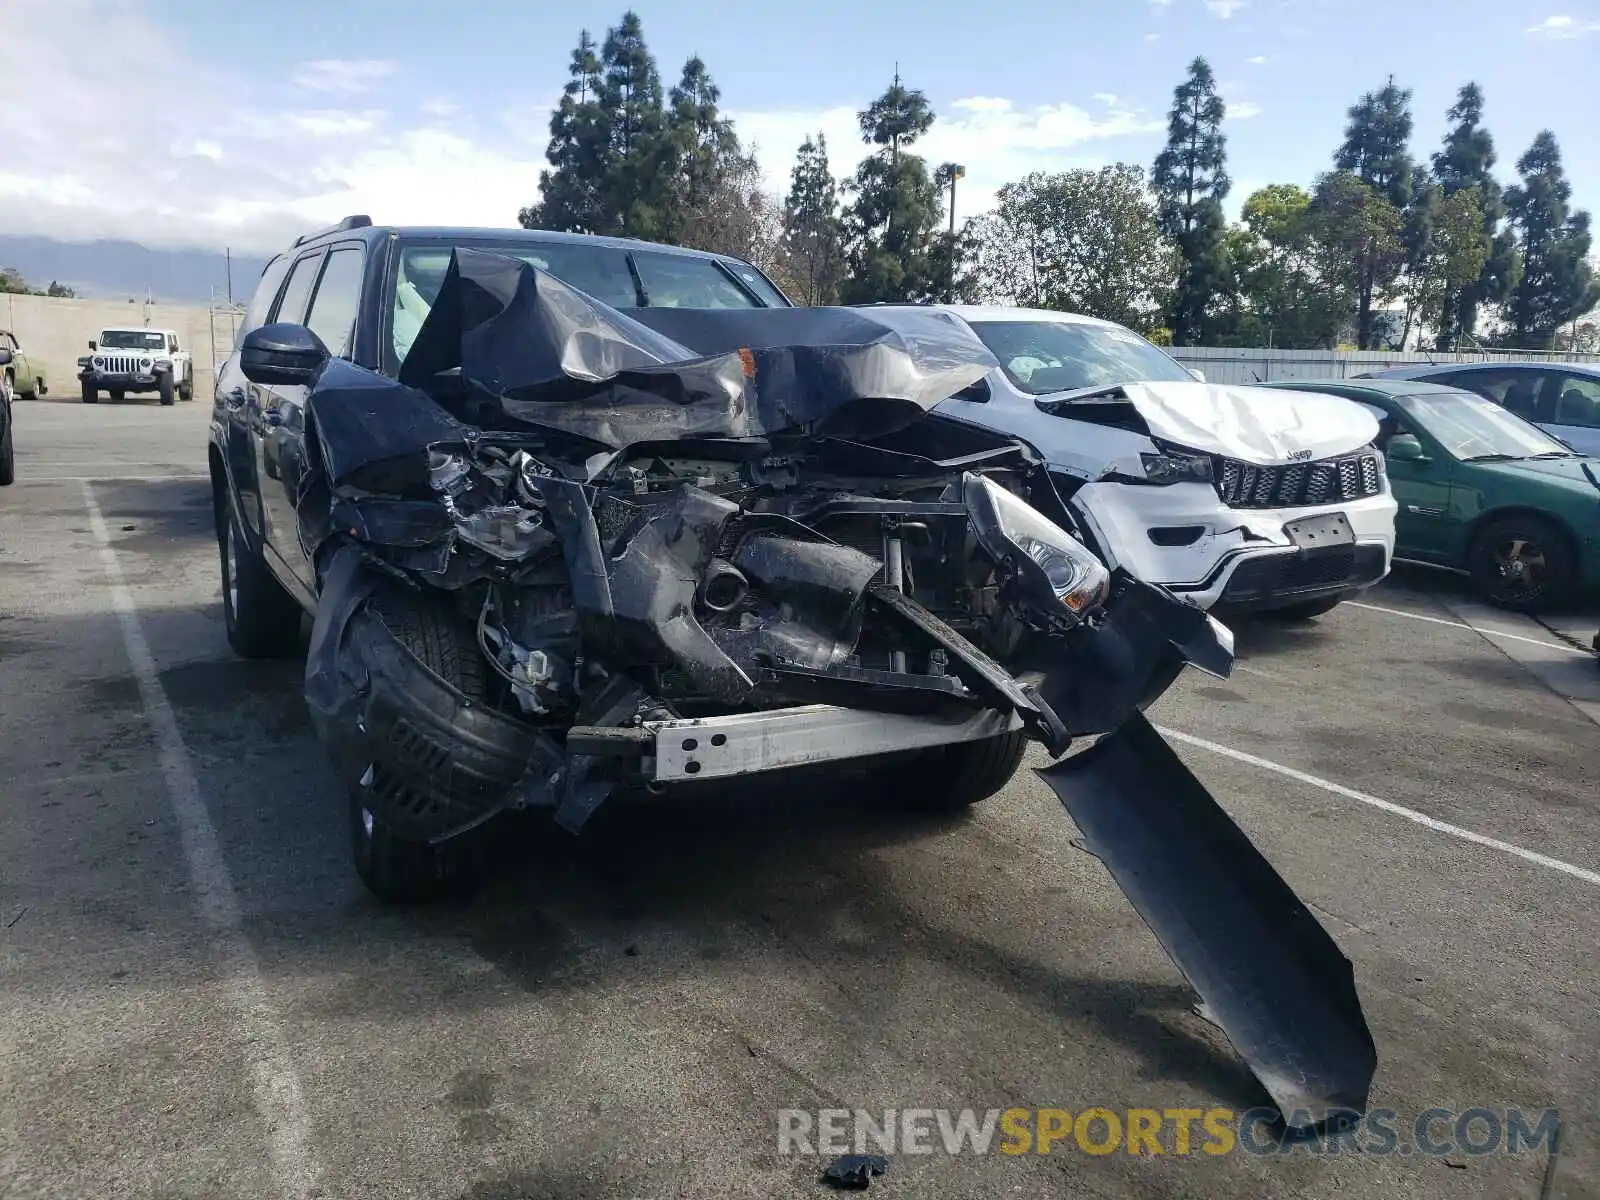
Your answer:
(1038, 712), (1377, 1124)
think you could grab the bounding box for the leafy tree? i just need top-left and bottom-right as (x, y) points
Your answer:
(840, 74), (942, 304)
(1430, 83), (1515, 346)
(0, 267), (30, 294)
(1332, 77), (1415, 346)
(1151, 57), (1231, 345)
(1504, 131), (1600, 348)
(521, 29), (608, 232)
(663, 55), (762, 254)
(1397, 186), (1490, 348)
(780, 134), (845, 304)
(46, 281), (76, 299)
(971, 165), (1180, 333)
(1309, 170), (1404, 346)
(1220, 184), (1348, 348)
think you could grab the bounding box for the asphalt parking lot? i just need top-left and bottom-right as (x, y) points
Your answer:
(3, 398), (1598, 1200)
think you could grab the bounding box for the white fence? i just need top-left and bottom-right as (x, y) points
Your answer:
(1165, 346), (1600, 386)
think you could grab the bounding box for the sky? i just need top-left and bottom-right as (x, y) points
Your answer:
(4, 0), (1598, 257)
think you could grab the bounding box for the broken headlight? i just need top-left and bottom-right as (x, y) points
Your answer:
(963, 473), (1110, 619)
(1138, 447), (1213, 485)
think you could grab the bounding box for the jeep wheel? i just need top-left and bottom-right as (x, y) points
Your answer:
(217, 497), (302, 658)
(157, 374), (175, 406)
(178, 375), (193, 402)
(81, 381), (98, 403)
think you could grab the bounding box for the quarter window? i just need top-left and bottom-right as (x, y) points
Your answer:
(273, 252), (325, 327)
(304, 246), (365, 359)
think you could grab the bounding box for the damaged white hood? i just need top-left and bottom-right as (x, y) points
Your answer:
(1114, 381), (1379, 465)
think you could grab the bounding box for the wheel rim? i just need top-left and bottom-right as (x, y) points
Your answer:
(1489, 536), (1547, 602)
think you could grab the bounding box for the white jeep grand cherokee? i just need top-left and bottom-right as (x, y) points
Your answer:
(927, 306), (1399, 617)
(79, 327), (194, 406)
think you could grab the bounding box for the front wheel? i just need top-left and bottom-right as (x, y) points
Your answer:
(1468, 516), (1574, 612)
(348, 787), (485, 904)
(217, 497), (303, 658)
(0, 410), (14, 486)
(880, 730), (1030, 813)
(81, 381), (98, 403)
(178, 374), (193, 402)
(157, 374), (175, 406)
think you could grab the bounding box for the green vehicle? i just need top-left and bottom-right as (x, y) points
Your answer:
(1263, 378), (1600, 612)
(0, 330), (48, 403)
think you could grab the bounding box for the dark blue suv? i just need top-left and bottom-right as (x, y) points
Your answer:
(208, 217), (791, 654)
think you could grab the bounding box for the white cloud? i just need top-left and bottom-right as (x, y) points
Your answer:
(1247, 54), (1271, 63)
(1144, 31), (1161, 40)
(734, 96), (1167, 218)
(1230, 102), (1263, 119)
(1525, 14), (1600, 37)
(290, 59), (397, 95)
(1093, 92), (1120, 106)
(0, 0), (541, 254)
(421, 99), (461, 118)
(1205, 0), (1248, 16)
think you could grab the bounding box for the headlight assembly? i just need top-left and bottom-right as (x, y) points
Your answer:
(1138, 448), (1213, 485)
(963, 472), (1110, 620)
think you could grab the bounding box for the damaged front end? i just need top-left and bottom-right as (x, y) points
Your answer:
(279, 248), (1373, 1122)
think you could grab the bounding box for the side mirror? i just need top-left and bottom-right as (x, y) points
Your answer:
(1188, 367), (1207, 383)
(239, 323), (330, 387)
(88, 340), (97, 350)
(1386, 434), (1428, 463)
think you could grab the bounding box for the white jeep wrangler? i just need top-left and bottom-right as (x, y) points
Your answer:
(79, 327), (194, 405)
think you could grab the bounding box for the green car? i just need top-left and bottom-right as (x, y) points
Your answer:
(1263, 378), (1600, 612)
(0, 329), (47, 402)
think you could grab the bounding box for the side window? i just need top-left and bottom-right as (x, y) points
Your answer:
(168, 335), (180, 353)
(2, 333), (15, 351)
(238, 255), (293, 344)
(304, 246), (365, 359)
(1439, 369), (1547, 420)
(272, 251), (326, 326)
(1547, 373), (1600, 429)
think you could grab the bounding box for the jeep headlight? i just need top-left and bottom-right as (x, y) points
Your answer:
(963, 472), (1110, 620)
(1138, 447), (1213, 485)
(139, 356), (154, 371)
(92, 355), (104, 369)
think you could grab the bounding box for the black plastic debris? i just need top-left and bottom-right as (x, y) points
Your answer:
(820, 1154), (889, 1190)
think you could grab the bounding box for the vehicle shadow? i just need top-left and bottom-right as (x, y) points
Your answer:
(86, 476), (216, 555)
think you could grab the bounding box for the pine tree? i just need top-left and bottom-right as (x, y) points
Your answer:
(781, 134), (845, 305)
(1151, 57), (1231, 345)
(596, 11), (672, 239)
(1505, 131), (1600, 348)
(664, 55), (756, 249)
(520, 30), (608, 232)
(1429, 84), (1514, 346)
(1332, 77), (1416, 346)
(840, 72), (941, 303)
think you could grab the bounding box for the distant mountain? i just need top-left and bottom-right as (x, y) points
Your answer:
(0, 235), (269, 305)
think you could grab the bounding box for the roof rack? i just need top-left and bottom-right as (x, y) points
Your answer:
(293, 214), (373, 247)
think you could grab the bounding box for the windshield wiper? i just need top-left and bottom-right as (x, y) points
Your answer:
(1527, 451), (1574, 459)
(1462, 453), (1521, 462)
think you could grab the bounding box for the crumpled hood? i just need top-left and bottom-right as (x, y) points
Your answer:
(1117, 381), (1380, 465)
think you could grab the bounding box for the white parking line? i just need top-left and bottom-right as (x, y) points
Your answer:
(1347, 600), (1590, 655)
(82, 481), (322, 1198)
(21, 474), (208, 483)
(1156, 725), (1600, 887)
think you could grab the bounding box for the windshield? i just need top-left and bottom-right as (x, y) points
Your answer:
(393, 241), (776, 366)
(968, 319), (1194, 395)
(1398, 389), (1576, 460)
(99, 330), (166, 350)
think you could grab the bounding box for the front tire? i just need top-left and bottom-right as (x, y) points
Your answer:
(178, 374), (193, 402)
(882, 730), (1030, 813)
(348, 586), (494, 904)
(81, 381), (98, 403)
(157, 374), (175, 406)
(1468, 515), (1574, 612)
(0, 408), (14, 487)
(217, 497), (303, 658)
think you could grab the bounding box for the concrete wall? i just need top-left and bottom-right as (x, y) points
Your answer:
(1, 292), (238, 400)
(1166, 345), (1600, 386)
